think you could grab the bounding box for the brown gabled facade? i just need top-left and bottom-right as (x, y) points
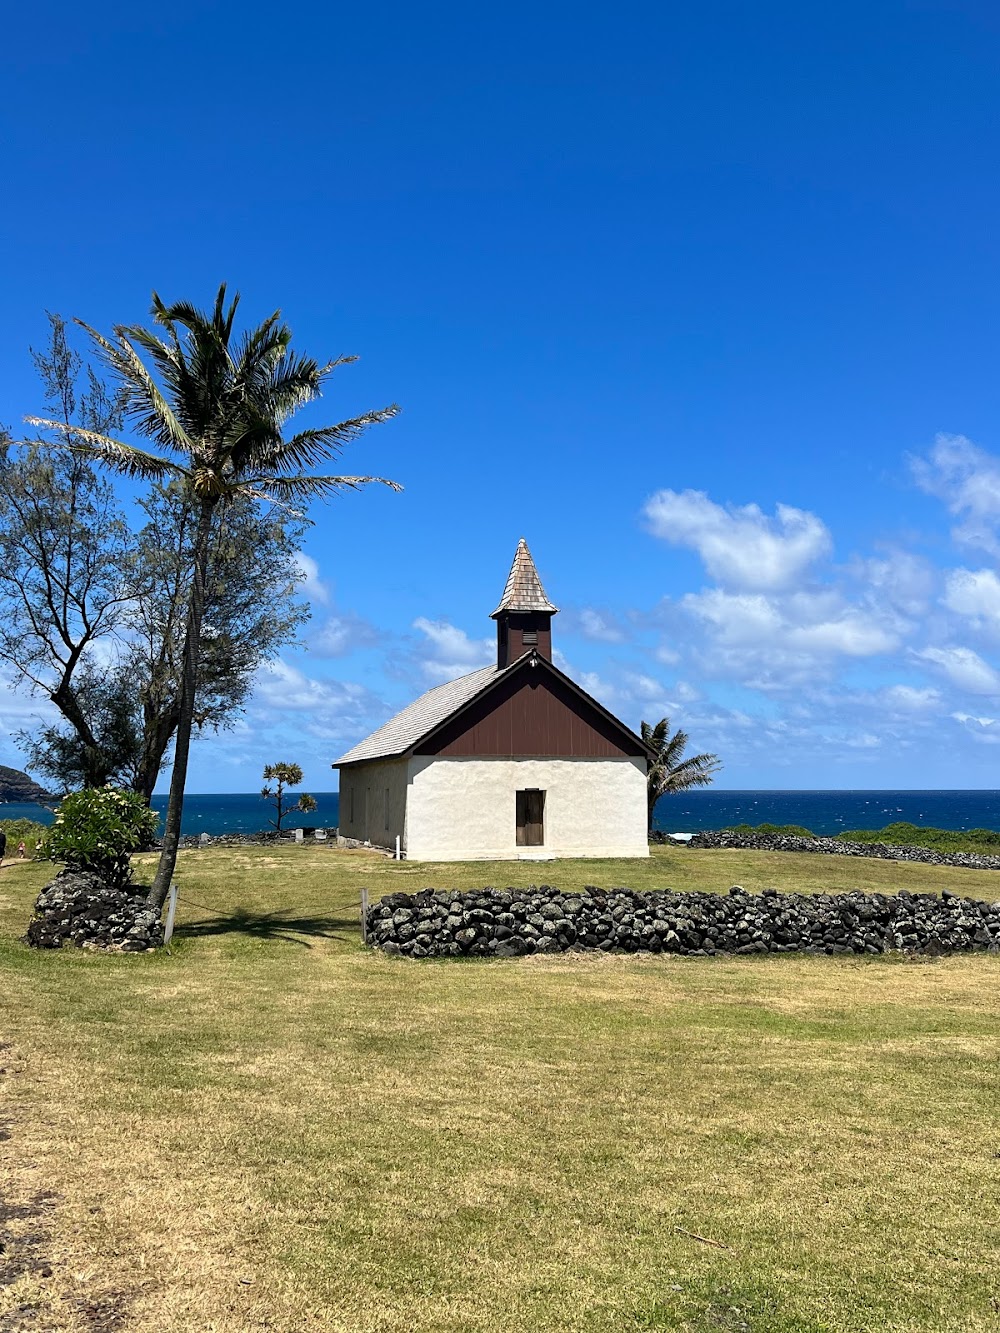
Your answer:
(414, 653), (648, 759)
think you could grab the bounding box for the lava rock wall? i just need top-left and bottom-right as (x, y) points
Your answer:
(26, 870), (164, 951)
(684, 830), (1000, 869)
(366, 885), (1000, 959)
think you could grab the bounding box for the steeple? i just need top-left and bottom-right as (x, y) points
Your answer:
(492, 538), (557, 667)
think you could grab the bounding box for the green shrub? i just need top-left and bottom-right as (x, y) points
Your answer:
(40, 787), (159, 887)
(725, 822), (817, 839)
(1, 818), (48, 853)
(837, 822), (1000, 854)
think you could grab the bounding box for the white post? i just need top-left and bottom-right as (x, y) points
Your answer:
(294, 827), (304, 844)
(360, 886), (369, 944)
(163, 881), (179, 947)
(395, 834), (401, 861)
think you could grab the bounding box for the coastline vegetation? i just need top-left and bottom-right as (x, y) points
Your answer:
(726, 819), (1000, 855)
(0, 817), (48, 846)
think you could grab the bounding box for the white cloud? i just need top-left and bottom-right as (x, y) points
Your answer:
(254, 659), (374, 714)
(942, 568), (1000, 629)
(412, 618), (494, 682)
(682, 589), (784, 643)
(915, 645), (1000, 695)
(882, 684), (941, 711)
(912, 434), (1000, 555)
(643, 489), (831, 590)
(858, 551), (935, 616)
(575, 608), (626, 643)
(785, 615), (897, 657)
(310, 612), (381, 657)
(682, 588), (896, 660)
(951, 712), (1000, 744)
(654, 644), (680, 666)
(624, 673), (672, 702)
(294, 553), (329, 605)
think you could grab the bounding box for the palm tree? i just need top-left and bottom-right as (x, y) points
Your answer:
(641, 717), (721, 834)
(29, 284), (399, 911)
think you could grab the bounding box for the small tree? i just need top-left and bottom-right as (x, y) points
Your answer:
(261, 763), (317, 831)
(642, 717), (722, 833)
(40, 787), (159, 888)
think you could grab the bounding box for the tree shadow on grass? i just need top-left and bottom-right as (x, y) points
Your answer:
(175, 905), (358, 948)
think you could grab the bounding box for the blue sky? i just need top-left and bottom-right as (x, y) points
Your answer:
(3, 1), (1000, 791)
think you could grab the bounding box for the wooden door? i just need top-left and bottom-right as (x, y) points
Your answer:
(516, 789), (545, 846)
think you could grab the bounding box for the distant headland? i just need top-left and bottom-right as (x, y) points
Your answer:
(0, 765), (54, 804)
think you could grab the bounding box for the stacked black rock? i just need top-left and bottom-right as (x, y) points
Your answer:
(25, 870), (164, 951)
(366, 885), (1000, 959)
(684, 829), (1000, 870)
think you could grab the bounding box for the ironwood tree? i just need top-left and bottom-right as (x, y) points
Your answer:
(0, 315), (132, 788)
(641, 716), (722, 833)
(31, 283), (400, 911)
(260, 762), (317, 831)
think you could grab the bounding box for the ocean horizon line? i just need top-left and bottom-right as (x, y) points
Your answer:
(6, 788), (1000, 838)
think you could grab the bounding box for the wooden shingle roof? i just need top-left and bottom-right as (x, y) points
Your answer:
(333, 663), (502, 765)
(491, 538), (558, 617)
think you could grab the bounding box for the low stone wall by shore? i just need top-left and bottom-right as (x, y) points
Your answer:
(167, 828), (337, 849)
(682, 829), (1000, 870)
(366, 885), (1000, 959)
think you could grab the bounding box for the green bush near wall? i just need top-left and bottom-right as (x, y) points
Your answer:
(837, 821), (1000, 854)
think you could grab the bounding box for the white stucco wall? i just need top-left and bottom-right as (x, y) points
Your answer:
(404, 756), (649, 861)
(337, 758), (408, 850)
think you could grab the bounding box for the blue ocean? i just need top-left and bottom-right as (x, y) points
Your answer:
(5, 789), (1000, 837)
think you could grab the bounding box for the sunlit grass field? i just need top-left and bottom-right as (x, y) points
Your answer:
(1, 844), (998, 1331)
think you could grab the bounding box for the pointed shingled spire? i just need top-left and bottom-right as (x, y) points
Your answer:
(491, 538), (558, 618)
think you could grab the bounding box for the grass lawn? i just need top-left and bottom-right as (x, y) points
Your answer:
(1, 844), (998, 1332)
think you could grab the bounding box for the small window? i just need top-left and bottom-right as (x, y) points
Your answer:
(349, 785), (354, 823)
(516, 789), (545, 846)
(385, 787), (390, 831)
(522, 629), (538, 646)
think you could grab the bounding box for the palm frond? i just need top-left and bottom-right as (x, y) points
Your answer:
(259, 352), (325, 421)
(233, 314), (288, 387)
(110, 331), (192, 454)
(663, 752), (722, 792)
(240, 473), (403, 504)
(23, 419), (182, 481)
(318, 355), (360, 375)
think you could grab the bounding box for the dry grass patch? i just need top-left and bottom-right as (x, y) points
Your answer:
(0, 846), (998, 1330)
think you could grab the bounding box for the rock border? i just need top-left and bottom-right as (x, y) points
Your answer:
(366, 885), (1000, 958)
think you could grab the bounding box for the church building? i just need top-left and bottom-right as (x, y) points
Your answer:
(333, 540), (652, 860)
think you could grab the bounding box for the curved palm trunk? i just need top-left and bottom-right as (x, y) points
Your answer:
(147, 500), (214, 912)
